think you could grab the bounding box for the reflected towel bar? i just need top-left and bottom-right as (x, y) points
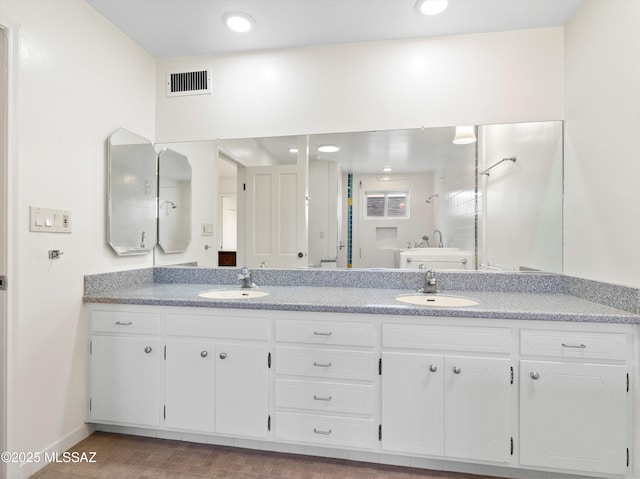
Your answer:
(481, 156), (516, 176)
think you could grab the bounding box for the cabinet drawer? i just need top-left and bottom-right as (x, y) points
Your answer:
(520, 330), (627, 360)
(275, 412), (375, 449)
(383, 324), (510, 353)
(91, 310), (161, 335)
(166, 314), (268, 340)
(276, 320), (374, 347)
(276, 347), (375, 381)
(275, 379), (375, 415)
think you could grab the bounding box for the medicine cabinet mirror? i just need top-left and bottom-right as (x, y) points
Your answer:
(158, 148), (192, 253)
(107, 128), (158, 256)
(106, 128), (192, 256)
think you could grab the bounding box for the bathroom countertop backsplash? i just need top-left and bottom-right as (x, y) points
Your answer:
(83, 267), (640, 324)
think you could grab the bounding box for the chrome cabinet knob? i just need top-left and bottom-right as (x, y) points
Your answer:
(219, 352), (227, 359)
(530, 371), (540, 380)
(201, 351), (208, 358)
(144, 347), (152, 354)
(452, 366), (461, 374)
(428, 364), (438, 373)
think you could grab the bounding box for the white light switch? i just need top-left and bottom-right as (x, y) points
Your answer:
(30, 206), (72, 233)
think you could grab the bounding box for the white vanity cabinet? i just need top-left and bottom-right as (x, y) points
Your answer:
(163, 313), (270, 438)
(86, 303), (639, 479)
(381, 324), (514, 464)
(89, 310), (162, 427)
(88, 306), (270, 439)
(519, 329), (631, 476)
(274, 317), (377, 449)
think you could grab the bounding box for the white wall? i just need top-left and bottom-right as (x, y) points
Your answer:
(563, 0), (640, 288)
(156, 28), (563, 142)
(1, 1), (156, 478)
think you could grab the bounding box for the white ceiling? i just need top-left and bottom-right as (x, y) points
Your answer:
(85, 0), (584, 58)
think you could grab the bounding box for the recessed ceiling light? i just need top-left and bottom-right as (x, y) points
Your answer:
(288, 147), (298, 153)
(415, 0), (448, 16)
(222, 11), (255, 33)
(318, 145), (340, 153)
(382, 167), (393, 173)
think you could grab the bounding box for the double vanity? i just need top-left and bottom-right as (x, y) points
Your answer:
(83, 267), (640, 479)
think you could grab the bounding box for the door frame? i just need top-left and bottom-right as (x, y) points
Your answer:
(0, 18), (15, 479)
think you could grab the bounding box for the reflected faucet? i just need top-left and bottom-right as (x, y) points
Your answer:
(432, 229), (444, 248)
(238, 266), (257, 288)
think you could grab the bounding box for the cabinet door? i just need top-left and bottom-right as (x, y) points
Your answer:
(444, 356), (511, 463)
(90, 335), (161, 426)
(165, 339), (215, 432)
(520, 360), (628, 475)
(381, 352), (444, 455)
(215, 342), (269, 438)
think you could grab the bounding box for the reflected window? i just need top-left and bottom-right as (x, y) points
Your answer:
(365, 191), (409, 218)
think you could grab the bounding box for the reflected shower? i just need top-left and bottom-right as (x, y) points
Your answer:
(425, 194), (438, 203)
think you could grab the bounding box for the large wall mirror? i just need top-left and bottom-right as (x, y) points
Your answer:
(210, 121), (563, 272)
(155, 120), (562, 272)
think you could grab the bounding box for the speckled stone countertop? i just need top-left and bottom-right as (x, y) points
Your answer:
(83, 268), (640, 324)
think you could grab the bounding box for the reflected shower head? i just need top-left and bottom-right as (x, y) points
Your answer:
(425, 194), (438, 204)
(162, 201), (177, 209)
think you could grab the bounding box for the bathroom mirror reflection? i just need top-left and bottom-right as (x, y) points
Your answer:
(107, 128), (158, 256)
(156, 120), (563, 272)
(158, 148), (192, 253)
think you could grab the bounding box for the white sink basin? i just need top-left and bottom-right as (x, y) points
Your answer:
(395, 294), (479, 307)
(198, 290), (269, 300)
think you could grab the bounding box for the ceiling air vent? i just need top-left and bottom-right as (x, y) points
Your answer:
(166, 69), (212, 97)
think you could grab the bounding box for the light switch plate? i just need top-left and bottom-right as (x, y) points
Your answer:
(201, 223), (214, 236)
(30, 206), (72, 233)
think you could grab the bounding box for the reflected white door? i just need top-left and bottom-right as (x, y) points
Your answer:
(244, 165), (307, 268)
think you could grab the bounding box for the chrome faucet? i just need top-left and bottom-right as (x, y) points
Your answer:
(418, 269), (437, 294)
(238, 266), (257, 288)
(432, 229), (444, 248)
(140, 231), (146, 248)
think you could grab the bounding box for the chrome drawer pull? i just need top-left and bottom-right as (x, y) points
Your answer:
(561, 343), (586, 349)
(313, 331), (332, 336)
(313, 362), (332, 368)
(115, 321), (132, 326)
(313, 428), (332, 435)
(313, 395), (332, 401)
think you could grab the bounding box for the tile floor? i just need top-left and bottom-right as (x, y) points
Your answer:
(29, 432), (500, 479)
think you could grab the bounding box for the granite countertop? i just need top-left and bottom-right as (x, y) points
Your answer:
(83, 282), (640, 324)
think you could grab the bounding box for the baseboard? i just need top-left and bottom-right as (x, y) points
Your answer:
(8, 423), (95, 479)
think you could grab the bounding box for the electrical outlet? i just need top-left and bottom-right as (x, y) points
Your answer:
(30, 206), (72, 233)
